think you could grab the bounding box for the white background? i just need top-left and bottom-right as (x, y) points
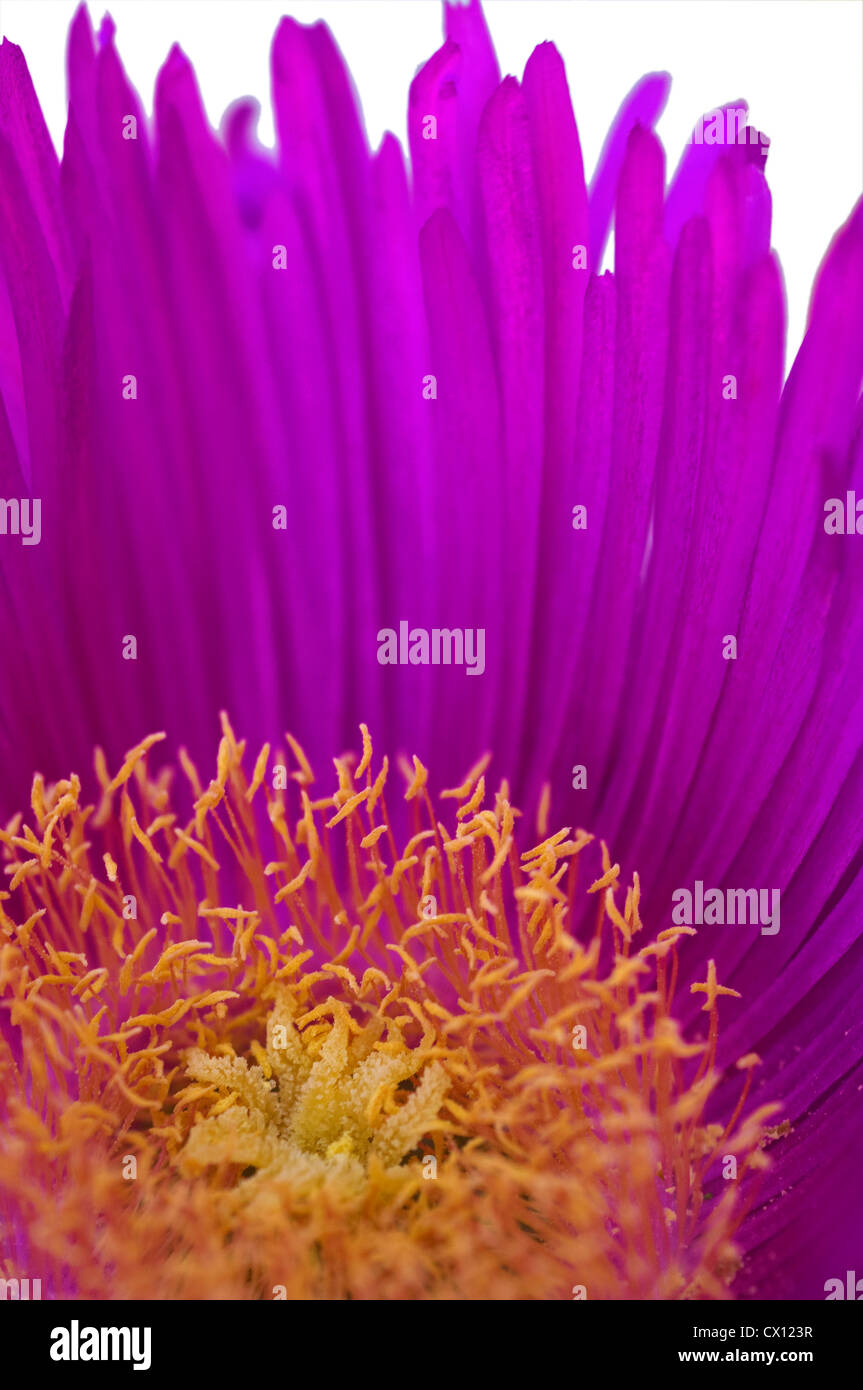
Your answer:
(2, 0), (861, 372)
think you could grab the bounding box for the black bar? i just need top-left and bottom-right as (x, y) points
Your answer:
(2, 1296), (858, 1377)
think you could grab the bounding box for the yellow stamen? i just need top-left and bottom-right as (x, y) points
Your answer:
(0, 722), (780, 1302)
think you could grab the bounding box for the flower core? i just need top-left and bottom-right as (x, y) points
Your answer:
(0, 716), (777, 1299)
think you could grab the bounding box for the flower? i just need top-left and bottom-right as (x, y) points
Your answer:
(0, 0), (861, 1298)
(0, 719), (778, 1299)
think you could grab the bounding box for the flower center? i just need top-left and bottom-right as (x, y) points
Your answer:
(0, 714), (779, 1299)
(179, 997), (450, 1199)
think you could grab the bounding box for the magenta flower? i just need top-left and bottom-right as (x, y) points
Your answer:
(0, 0), (861, 1300)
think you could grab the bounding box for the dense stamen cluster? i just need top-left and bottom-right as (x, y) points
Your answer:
(0, 716), (778, 1299)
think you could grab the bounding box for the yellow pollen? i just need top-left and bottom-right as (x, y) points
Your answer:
(0, 722), (781, 1301)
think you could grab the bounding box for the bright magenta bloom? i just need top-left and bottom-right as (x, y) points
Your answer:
(0, 1), (861, 1298)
